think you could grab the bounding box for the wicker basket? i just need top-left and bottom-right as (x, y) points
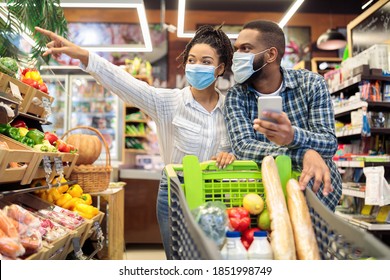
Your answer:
(61, 126), (112, 193)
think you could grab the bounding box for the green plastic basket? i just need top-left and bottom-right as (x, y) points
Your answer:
(166, 154), (298, 210)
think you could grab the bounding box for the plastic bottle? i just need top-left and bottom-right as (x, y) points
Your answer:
(220, 231), (248, 260)
(247, 231), (273, 260)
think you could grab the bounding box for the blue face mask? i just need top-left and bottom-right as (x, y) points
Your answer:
(185, 64), (218, 90)
(231, 49), (270, 84)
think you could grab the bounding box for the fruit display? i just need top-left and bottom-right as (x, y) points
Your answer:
(20, 68), (49, 94)
(32, 177), (99, 220)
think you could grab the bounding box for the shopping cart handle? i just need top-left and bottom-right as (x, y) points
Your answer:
(199, 160), (259, 171)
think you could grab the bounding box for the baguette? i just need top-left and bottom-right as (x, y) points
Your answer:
(0, 210), (19, 239)
(261, 156), (296, 260)
(286, 179), (321, 260)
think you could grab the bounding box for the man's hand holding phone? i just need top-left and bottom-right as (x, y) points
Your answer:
(253, 96), (294, 146)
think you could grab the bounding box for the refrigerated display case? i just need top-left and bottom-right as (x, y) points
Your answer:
(40, 68), (123, 162)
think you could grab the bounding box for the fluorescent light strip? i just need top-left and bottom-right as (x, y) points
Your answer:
(1, 0), (152, 52)
(177, 0), (304, 39)
(59, 0), (152, 52)
(279, 0), (305, 28)
(361, 0), (374, 10)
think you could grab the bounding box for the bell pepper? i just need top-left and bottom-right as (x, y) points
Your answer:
(0, 123), (11, 134)
(74, 203), (99, 219)
(19, 127), (29, 137)
(61, 197), (85, 210)
(80, 193), (92, 205)
(44, 131), (58, 145)
(5, 126), (21, 141)
(21, 136), (35, 148)
(10, 119), (27, 128)
(51, 177), (69, 193)
(226, 207), (251, 232)
(26, 129), (45, 145)
(47, 188), (61, 203)
(67, 184), (83, 198)
(55, 193), (72, 207)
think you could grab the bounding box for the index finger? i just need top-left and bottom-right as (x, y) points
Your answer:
(322, 170), (333, 196)
(35, 27), (63, 41)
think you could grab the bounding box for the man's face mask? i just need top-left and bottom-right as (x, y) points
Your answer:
(231, 48), (270, 84)
(185, 64), (220, 90)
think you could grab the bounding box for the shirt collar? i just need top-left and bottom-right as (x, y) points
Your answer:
(246, 66), (298, 95)
(184, 86), (224, 111)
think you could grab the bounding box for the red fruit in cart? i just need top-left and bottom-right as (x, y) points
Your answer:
(227, 207), (251, 232)
(39, 83), (48, 94)
(241, 227), (261, 249)
(44, 132), (58, 145)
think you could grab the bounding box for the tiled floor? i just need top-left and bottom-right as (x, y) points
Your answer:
(123, 244), (166, 260)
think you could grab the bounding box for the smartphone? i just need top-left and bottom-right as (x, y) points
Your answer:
(257, 96), (283, 123)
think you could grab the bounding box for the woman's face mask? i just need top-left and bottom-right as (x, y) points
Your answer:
(185, 64), (220, 90)
(231, 49), (270, 84)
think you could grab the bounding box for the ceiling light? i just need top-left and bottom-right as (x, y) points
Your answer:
(279, 0), (305, 28)
(59, 0), (152, 52)
(177, 0), (304, 39)
(316, 29), (347, 50)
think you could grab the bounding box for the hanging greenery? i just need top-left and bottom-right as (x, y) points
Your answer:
(0, 0), (68, 63)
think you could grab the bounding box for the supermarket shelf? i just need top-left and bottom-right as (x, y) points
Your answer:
(119, 168), (162, 180)
(125, 148), (148, 154)
(336, 126), (362, 137)
(334, 101), (368, 117)
(335, 211), (390, 231)
(125, 134), (147, 138)
(342, 183), (365, 198)
(335, 157), (390, 168)
(125, 119), (148, 123)
(335, 160), (365, 168)
(330, 74), (390, 95)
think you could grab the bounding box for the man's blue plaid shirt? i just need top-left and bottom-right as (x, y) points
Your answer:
(223, 67), (342, 211)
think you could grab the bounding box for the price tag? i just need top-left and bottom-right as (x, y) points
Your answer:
(42, 155), (53, 186)
(42, 96), (52, 120)
(9, 82), (23, 101)
(54, 157), (64, 173)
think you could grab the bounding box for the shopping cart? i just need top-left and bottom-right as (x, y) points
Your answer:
(166, 155), (390, 260)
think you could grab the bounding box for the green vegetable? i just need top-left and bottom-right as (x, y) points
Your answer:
(0, 123), (11, 134)
(21, 136), (35, 148)
(26, 129), (45, 145)
(5, 127), (21, 141)
(0, 57), (18, 77)
(33, 144), (49, 152)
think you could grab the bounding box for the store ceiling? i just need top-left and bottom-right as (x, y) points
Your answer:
(144, 0), (363, 15)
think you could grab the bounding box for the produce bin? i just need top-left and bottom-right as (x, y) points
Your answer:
(165, 155), (390, 260)
(0, 72), (54, 119)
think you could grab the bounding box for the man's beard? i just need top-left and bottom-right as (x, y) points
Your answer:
(247, 56), (266, 83)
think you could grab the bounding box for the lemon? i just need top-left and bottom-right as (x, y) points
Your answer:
(257, 208), (270, 230)
(243, 193), (264, 215)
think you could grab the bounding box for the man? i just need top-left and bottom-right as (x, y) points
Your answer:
(223, 20), (342, 211)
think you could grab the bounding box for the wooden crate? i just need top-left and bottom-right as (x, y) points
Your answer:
(29, 151), (79, 183)
(0, 134), (40, 184)
(43, 231), (74, 260)
(79, 211), (105, 247)
(0, 133), (79, 184)
(0, 72), (54, 118)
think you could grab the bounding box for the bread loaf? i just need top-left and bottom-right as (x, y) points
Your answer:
(261, 156), (296, 260)
(286, 179), (321, 260)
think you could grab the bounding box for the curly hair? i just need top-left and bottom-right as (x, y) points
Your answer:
(177, 25), (233, 75)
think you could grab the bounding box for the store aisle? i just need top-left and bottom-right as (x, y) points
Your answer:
(123, 244), (166, 260)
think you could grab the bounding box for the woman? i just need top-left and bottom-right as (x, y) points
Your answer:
(35, 25), (235, 259)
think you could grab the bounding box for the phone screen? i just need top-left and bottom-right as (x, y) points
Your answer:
(257, 96), (282, 123)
